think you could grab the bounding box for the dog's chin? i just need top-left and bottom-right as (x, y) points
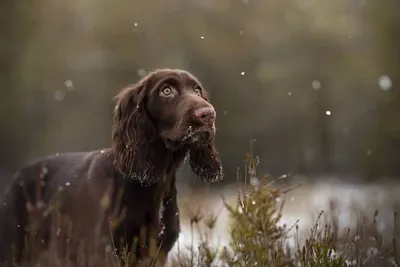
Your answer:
(164, 139), (182, 151)
(164, 130), (215, 150)
(187, 131), (213, 144)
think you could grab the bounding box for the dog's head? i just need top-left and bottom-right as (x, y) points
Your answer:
(112, 69), (224, 185)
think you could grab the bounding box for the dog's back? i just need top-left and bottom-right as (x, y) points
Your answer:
(0, 166), (27, 265)
(0, 149), (169, 266)
(0, 150), (114, 265)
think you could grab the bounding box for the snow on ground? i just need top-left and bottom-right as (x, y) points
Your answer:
(170, 176), (400, 259)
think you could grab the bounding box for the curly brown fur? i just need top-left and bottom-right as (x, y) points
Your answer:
(189, 143), (223, 183)
(112, 76), (163, 185)
(0, 68), (224, 266)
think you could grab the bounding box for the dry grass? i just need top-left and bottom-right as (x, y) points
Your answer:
(168, 153), (400, 267)
(2, 151), (400, 267)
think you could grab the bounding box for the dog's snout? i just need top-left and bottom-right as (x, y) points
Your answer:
(194, 107), (216, 124)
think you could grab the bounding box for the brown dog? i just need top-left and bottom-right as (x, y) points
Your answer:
(0, 69), (224, 266)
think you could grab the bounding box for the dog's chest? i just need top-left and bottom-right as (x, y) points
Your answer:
(111, 183), (156, 225)
(105, 179), (167, 254)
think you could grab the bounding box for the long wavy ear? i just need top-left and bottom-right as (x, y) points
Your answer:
(188, 142), (224, 183)
(112, 78), (164, 185)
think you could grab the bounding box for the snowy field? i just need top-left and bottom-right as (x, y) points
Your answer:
(170, 176), (400, 259)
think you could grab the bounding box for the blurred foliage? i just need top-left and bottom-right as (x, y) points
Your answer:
(2, 153), (400, 266)
(170, 152), (400, 267)
(1, 0), (400, 187)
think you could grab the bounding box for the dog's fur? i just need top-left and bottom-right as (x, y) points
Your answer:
(0, 69), (224, 266)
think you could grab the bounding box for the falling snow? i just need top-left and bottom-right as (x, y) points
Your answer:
(312, 80), (321, 90)
(137, 68), (147, 77)
(240, 72), (245, 76)
(378, 74), (392, 91)
(54, 91), (65, 101)
(250, 176), (259, 187)
(105, 245), (112, 253)
(64, 80), (74, 90)
(325, 110), (332, 116)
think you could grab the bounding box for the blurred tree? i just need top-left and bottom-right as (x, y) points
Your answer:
(1, 0), (400, 188)
(363, 0), (400, 179)
(0, 1), (38, 178)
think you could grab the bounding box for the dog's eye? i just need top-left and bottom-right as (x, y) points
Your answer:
(160, 85), (174, 97)
(194, 85), (202, 96)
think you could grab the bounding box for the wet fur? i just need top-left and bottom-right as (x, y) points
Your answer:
(0, 69), (223, 266)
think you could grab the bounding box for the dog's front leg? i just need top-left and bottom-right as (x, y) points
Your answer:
(158, 176), (180, 259)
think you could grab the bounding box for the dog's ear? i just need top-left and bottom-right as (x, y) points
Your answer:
(112, 76), (163, 185)
(189, 142), (224, 183)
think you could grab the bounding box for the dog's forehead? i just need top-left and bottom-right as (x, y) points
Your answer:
(177, 70), (200, 84)
(150, 69), (201, 85)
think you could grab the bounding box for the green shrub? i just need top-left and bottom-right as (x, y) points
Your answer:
(171, 151), (400, 267)
(2, 151), (400, 267)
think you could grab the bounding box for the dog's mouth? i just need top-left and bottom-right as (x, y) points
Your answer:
(165, 125), (215, 150)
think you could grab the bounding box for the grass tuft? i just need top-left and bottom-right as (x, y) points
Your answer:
(2, 150), (400, 267)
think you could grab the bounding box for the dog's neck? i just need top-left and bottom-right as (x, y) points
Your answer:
(112, 139), (188, 186)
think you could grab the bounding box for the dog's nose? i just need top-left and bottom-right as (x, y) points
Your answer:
(194, 107), (216, 124)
